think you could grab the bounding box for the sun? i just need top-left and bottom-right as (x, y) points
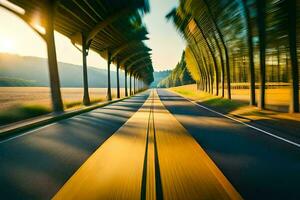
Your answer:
(0, 38), (15, 52)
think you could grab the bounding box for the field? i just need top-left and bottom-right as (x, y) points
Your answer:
(0, 87), (126, 126)
(0, 87), (125, 110)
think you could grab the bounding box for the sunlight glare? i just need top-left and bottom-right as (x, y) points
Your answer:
(31, 13), (46, 35)
(0, 38), (15, 52)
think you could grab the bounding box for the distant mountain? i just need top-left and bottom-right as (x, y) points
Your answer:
(150, 70), (171, 88)
(0, 77), (39, 86)
(0, 53), (126, 87)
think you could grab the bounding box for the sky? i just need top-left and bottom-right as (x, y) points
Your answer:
(0, 0), (185, 71)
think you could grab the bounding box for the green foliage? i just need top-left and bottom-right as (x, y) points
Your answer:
(185, 46), (201, 82)
(202, 98), (245, 113)
(0, 105), (51, 126)
(171, 86), (246, 113)
(150, 70), (171, 88)
(167, 0), (299, 89)
(158, 51), (195, 88)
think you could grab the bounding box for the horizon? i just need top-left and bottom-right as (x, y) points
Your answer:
(0, 52), (173, 72)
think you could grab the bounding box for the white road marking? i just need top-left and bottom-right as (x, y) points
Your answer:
(0, 94), (149, 144)
(0, 123), (56, 144)
(168, 91), (300, 149)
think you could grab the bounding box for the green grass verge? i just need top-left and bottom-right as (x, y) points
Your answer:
(90, 98), (104, 104)
(64, 101), (82, 109)
(0, 90), (145, 132)
(0, 104), (51, 126)
(170, 87), (246, 113)
(202, 98), (246, 113)
(0, 94), (134, 139)
(0, 98), (107, 126)
(64, 98), (105, 109)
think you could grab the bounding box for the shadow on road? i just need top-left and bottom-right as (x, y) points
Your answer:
(0, 91), (150, 200)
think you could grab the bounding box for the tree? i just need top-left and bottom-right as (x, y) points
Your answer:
(256, 0), (266, 109)
(241, 0), (256, 106)
(288, 0), (299, 112)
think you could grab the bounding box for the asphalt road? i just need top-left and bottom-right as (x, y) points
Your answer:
(0, 91), (150, 200)
(157, 89), (300, 200)
(53, 90), (242, 200)
(1, 89), (300, 200)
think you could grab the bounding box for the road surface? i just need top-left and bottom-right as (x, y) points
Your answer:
(1, 89), (300, 200)
(157, 89), (300, 200)
(0, 91), (150, 199)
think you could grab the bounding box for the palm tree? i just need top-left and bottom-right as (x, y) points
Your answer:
(166, 6), (221, 95)
(287, 0), (299, 112)
(106, 51), (112, 101)
(81, 33), (91, 105)
(44, 2), (64, 112)
(202, 0), (231, 99)
(256, 0), (266, 109)
(116, 60), (120, 98)
(241, 0), (256, 106)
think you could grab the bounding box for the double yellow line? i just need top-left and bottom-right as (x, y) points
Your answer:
(53, 89), (242, 200)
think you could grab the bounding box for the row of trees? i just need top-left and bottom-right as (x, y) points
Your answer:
(1, 0), (153, 112)
(158, 51), (194, 88)
(167, 0), (299, 112)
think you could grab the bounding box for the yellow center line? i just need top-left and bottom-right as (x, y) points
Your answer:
(53, 91), (154, 200)
(53, 89), (242, 200)
(144, 91), (157, 200)
(152, 89), (242, 200)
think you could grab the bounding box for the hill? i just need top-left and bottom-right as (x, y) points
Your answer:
(0, 53), (126, 87)
(150, 70), (171, 88)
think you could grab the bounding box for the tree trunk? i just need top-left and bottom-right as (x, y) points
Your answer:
(288, 0), (299, 112)
(116, 61), (120, 98)
(82, 33), (90, 105)
(194, 19), (218, 95)
(202, 53), (213, 93)
(189, 44), (206, 91)
(130, 73), (132, 95)
(213, 33), (225, 97)
(256, 0), (266, 109)
(285, 48), (289, 82)
(106, 51), (112, 101)
(203, 0), (231, 99)
(242, 0), (256, 105)
(199, 50), (210, 92)
(45, 2), (63, 112)
(133, 76), (136, 94)
(232, 56), (236, 83)
(277, 46), (280, 82)
(125, 67), (128, 97)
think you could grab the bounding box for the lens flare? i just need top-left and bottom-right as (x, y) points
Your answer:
(0, 38), (15, 52)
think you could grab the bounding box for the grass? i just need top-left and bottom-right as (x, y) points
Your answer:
(171, 84), (246, 113)
(0, 104), (51, 126)
(202, 98), (246, 113)
(64, 101), (82, 109)
(64, 98), (105, 109)
(169, 84), (300, 124)
(90, 98), (105, 104)
(0, 87), (125, 127)
(0, 97), (109, 127)
(170, 87), (300, 139)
